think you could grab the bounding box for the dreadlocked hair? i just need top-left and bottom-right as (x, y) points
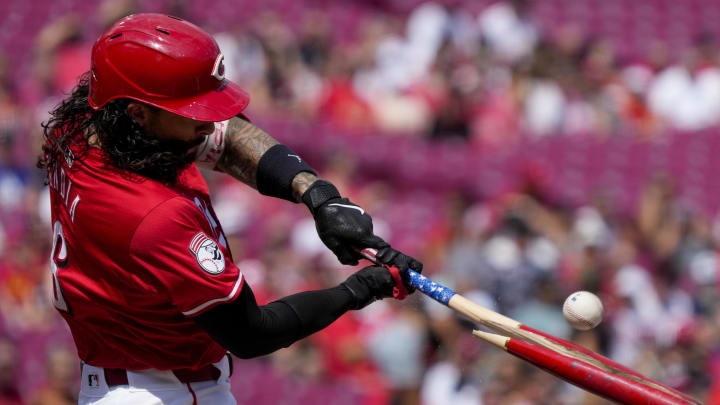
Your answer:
(39, 71), (195, 185)
(38, 73), (93, 183)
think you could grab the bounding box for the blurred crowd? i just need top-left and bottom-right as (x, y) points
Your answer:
(1, 0), (720, 404)
(216, 0), (720, 141)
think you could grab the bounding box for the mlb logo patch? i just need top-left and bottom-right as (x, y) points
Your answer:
(88, 374), (99, 388)
(189, 233), (225, 275)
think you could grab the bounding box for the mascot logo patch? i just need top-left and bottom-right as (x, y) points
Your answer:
(189, 233), (225, 275)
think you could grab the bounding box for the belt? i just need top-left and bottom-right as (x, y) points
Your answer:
(102, 354), (233, 387)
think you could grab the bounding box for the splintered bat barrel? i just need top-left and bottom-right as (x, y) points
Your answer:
(518, 325), (700, 404)
(505, 336), (694, 405)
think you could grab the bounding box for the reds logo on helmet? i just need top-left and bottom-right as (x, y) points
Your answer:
(211, 54), (225, 81)
(189, 233), (225, 275)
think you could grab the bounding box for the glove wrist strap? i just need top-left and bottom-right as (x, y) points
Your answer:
(385, 265), (408, 300)
(301, 180), (341, 216)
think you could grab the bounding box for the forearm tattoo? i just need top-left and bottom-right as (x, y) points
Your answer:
(217, 117), (279, 188)
(291, 172), (318, 202)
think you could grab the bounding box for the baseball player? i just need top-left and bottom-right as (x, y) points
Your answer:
(39, 13), (422, 405)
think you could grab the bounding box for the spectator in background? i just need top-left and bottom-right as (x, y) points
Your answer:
(33, 15), (88, 97)
(429, 86), (471, 140)
(298, 11), (332, 76)
(368, 304), (427, 405)
(29, 346), (77, 405)
(521, 41), (567, 136)
(0, 57), (25, 167)
(421, 331), (484, 405)
(478, 0), (538, 64)
(32, 1), (137, 99)
(0, 337), (23, 405)
(318, 48), (374, 128)
(647, 34), (720, 131)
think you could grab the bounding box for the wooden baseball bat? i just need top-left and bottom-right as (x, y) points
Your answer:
(359, 248), (700, 405)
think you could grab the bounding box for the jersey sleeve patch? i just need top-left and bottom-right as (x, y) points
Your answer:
(189, 232), (225, 275)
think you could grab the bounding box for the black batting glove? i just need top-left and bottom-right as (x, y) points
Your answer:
(374, 247), (424, 294)
(302, 180), (387, 265)
(341, 265), (396, 309)
(302, 180), (425, 294)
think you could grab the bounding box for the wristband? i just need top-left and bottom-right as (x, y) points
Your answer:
(256, 144), (316, 202)
(301, 180), (341, 216)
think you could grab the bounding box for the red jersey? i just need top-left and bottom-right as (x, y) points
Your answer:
(46, 121), (242, 370)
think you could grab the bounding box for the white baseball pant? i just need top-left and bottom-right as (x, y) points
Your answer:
(78, 355), (235, 405)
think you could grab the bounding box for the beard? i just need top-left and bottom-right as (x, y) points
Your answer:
(96, 116), (204, 185)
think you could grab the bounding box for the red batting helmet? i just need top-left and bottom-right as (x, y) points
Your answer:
(89, 13), (249, 122)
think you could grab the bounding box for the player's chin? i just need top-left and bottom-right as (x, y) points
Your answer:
(185, 145), (199, 159)
(155, 149), (197, 179)
(183, 137), (205, 158)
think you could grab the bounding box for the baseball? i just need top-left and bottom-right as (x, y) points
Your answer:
(562, 291), (603, 330)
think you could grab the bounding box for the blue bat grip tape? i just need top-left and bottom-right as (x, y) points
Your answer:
(407, 270), (456, 305)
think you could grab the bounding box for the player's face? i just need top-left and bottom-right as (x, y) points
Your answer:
(144, 109), (216, 157)
(128, 103), (216, 157)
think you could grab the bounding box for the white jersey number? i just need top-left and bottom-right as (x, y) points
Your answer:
(50, 220), (70, 313)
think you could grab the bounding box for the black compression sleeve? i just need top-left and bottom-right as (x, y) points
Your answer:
(276, 287), (355, 341)
(192, 282), (354, 359)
